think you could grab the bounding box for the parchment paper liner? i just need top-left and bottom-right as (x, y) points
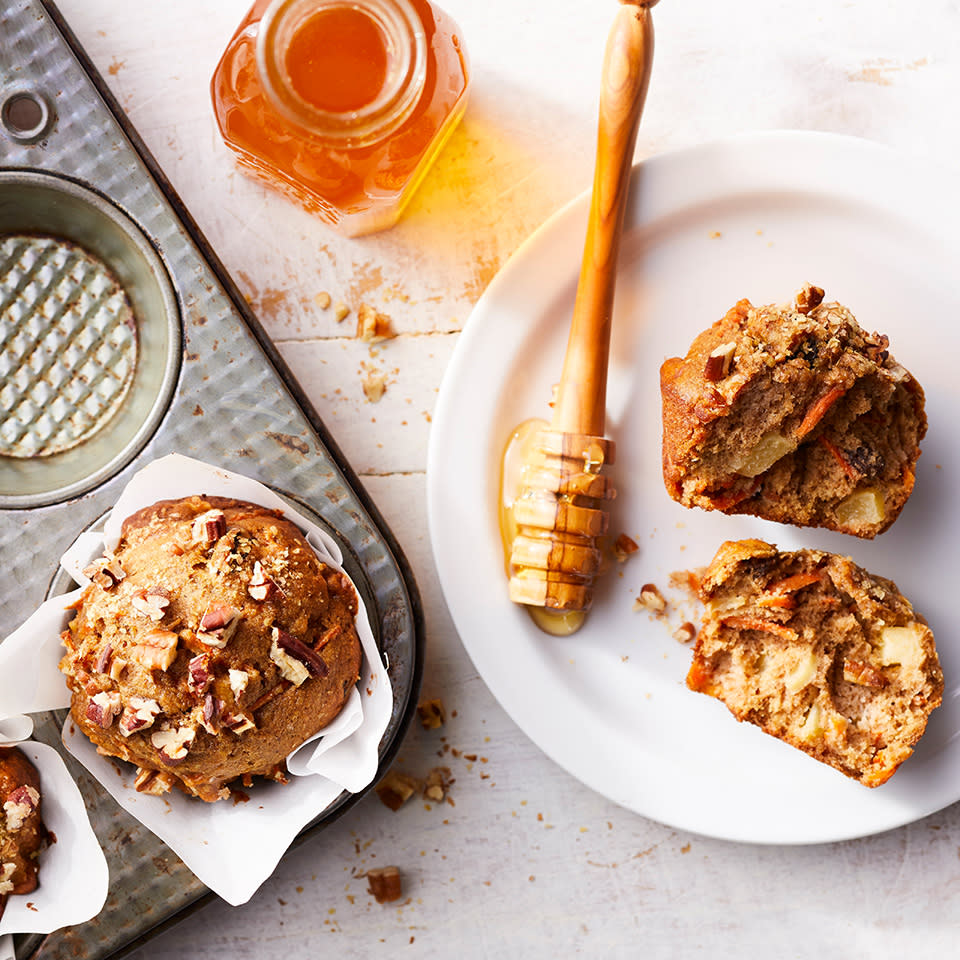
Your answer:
(0, 455), (393, 905)
(0, 717), (109, 937)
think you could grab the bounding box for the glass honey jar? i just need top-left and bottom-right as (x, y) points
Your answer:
(211, 0), (469, 236)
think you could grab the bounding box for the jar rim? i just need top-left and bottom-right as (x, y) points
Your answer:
(257, 0), (427, 147)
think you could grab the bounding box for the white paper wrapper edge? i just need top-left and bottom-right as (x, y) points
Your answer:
(0, 740), (108, 936)
(0, 717), (33, 747)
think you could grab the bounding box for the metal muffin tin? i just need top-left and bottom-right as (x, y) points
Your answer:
(0, 1), (424, 958)
(0, 172), (181, 505)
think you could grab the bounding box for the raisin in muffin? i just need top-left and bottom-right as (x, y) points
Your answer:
(59, 495), (363, 802)
(660, 285), (926, 537)
(687, 539), (943, 787)
(0, 747), (47, 920)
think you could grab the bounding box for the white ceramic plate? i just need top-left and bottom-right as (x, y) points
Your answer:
(427, 131), (960, 844)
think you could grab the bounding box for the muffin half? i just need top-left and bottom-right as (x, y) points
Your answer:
(687, 539), (943, 787)
(660, 285), (926, 537)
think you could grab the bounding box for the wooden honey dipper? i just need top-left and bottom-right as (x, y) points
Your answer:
(503, 0), (657, 631)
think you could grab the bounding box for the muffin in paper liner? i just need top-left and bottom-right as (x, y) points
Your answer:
(0, 717), (109, 936)
(0, 455), (393, 905)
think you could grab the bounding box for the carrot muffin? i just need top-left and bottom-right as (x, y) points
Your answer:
(0, 747), (47, 920)
(660, 285), (926, 537)
(687, 539), (943, 787)
(59, 495), (363, 802)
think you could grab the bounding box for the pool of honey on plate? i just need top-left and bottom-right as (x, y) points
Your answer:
(211, 0), (469, 236)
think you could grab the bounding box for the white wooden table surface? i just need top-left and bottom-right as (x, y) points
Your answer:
(47, 0), (960, 956)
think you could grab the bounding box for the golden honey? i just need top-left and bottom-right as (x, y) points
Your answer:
(211, 0), (469, 236)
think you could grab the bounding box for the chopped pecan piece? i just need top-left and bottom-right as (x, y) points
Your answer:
(247, 561), (279, 601)
(131, 587), (171, 621)
(0, 861), (15, 895)
(865, 332), (890, 364)
(324, 570), (357, 611)
(704, 341), (737, 381)
(187, 653), (213, 695)
(362, 369), (388, 403)
(672, 622), (697, 644)
(82, 552), (126, 589)
(108, 656), (128, 681)
(199, 694), (222, 734)
(94, 643), (113, 675)
(271, 627), (328, 680)
(151, 723), (196, 762)
(634, 583), (667, 614)
(263, 764), (288, 785)
(86, 691), (122, 728)
(3, 785), (40, 831)
(613, 533), (640, 562)
(196, 604), (240, 649)
(269, 632), (310, 687)
(375, 770), (419, 811)
(423, 766), (453, 803)
(133, 767), (175, 796)
(357, 303), (395, 343)
(794, 283), (825, 315)
(416, 698), (446, 730)
(191, 509), (227, 545)
(118, 696), (162, 737)
(366, 866), (403, 904)
(130, 629), (179, 671)
(221, 711), (256, 735)
(228, 668), (252, 699)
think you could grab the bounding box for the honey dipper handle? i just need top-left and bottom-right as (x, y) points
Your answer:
(551, 1), (655, 437)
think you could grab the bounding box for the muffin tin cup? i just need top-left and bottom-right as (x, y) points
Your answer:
(0, 171), (181, 508)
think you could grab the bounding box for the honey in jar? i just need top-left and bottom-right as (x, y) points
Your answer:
(211, 0), (469, 236)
